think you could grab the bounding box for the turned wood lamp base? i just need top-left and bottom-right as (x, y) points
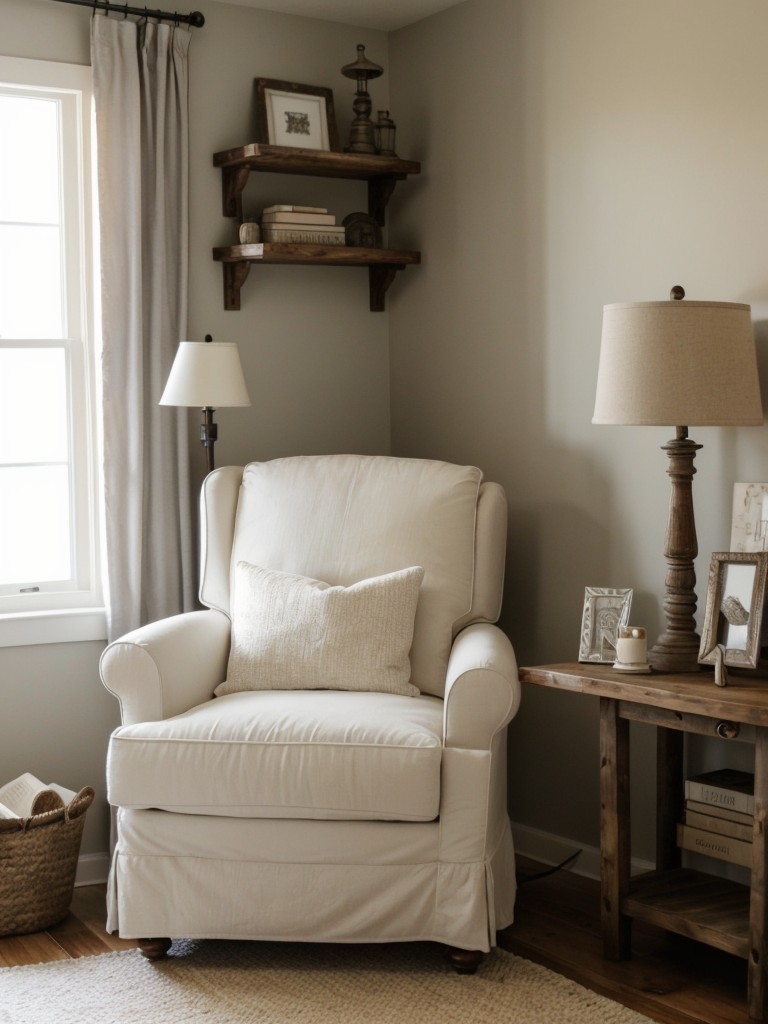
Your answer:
(647, 426), (704, 674)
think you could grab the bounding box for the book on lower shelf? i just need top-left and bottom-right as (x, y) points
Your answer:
(262, 210), (336, 225)
(262, 204), (329, 215)
(261, 225), (347, 245)
(684, 768), (754, 815)
(684, 798), (754, 826)
(684, 807), (753, 842)
(677, 822), (752, 867)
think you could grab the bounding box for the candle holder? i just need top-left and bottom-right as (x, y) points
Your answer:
(341, 44), (383, 154)
(613, 626), (650, 674)
(373, 110), (397, 157)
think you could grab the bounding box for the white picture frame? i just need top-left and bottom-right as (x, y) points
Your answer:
(730, 482), (768, 553)
(578, 587), (633, 663)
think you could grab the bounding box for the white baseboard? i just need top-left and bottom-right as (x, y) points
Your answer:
(75, 852), (110, 887)
(511, 821), (654, 881)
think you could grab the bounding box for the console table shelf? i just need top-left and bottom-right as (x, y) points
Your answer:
(519, 662), (768, 1021)
(624, 867), (750, 957)
(212, 243), (421, 312)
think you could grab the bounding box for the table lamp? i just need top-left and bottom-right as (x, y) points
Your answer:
(160, 335), (251, 473)
(593, 286), (763, 673)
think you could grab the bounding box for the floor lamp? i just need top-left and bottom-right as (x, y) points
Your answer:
(160, 336), (251, 473)
(592, 287), (763, 674)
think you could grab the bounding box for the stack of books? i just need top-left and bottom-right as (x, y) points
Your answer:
(260, 205), (346, 246)
(677, 768), (754, 867)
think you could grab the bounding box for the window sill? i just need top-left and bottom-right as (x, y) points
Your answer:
(0, 608), (108, 648)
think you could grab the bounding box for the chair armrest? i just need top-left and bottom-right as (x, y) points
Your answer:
(99, 609), (231, 725)
(443, 623), (520, 749)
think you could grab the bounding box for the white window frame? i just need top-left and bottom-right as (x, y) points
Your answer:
(0, 56), (105, 647)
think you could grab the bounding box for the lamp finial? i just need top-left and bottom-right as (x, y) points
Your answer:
(670, 285), (685, 301)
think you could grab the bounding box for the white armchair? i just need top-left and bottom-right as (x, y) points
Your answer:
(100, 455), (521, 970)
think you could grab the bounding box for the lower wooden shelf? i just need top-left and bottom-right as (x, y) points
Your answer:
(212, 242), (421, 312)
(623, 868), (750, 958)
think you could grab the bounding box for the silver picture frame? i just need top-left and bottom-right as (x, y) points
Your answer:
(698, 552), (768, 669)
(578, 587), (633, 663)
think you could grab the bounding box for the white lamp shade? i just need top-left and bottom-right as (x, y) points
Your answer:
(160, 341), (251, 408)
(593, 300), (763, 426)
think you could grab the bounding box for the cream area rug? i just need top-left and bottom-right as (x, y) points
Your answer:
(0, 940), (656, 1024)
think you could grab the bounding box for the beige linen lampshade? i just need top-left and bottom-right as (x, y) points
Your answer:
(160, 340), (251, 472)
(592, 293), (763, 675)
(593, 300), (762, 427)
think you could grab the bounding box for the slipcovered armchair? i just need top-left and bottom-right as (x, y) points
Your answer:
(100, 454), (521, 970)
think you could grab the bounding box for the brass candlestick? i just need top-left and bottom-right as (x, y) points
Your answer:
(341, 44), (383, 154)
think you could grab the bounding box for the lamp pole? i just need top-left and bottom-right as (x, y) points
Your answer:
(648, 425), (703, 673)
(199, 335), (217, 473)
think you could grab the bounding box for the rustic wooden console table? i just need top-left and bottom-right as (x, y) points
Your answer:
(519, 662), (768, 1021)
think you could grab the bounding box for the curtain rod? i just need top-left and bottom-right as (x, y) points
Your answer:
(49, 0), (205, 28)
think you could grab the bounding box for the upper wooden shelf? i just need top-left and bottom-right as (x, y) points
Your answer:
(212, 144), (421, 225)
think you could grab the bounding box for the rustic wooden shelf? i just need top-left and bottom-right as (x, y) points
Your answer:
(623, 868), (750, 958)
(212, 242), (421, 312)
(213, 144), (421, 225)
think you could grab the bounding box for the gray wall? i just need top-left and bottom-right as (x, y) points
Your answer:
(390, 0), (768, 865)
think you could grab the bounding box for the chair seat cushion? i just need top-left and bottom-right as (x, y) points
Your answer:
(107, 690), (444, 821)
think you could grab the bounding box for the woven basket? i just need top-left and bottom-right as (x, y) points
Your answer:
(0, 786), (95, 936)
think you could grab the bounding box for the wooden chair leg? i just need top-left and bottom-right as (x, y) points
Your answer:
(138, 937), (172, 960)
(447, 947), (485, 974)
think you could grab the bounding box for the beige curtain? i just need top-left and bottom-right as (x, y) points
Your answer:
(92, 14), (196, 641)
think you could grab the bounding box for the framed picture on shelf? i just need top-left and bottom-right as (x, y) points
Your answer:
(578, 587), (633, 663)
(699, 552), (768, 669)
(254, 78), (339, 151)
(730, 482), (768, 553)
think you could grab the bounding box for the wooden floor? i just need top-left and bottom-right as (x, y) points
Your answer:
(0, 856), (754, 1023)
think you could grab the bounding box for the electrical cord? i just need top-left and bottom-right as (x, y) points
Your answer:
(516, 848), (583, 885)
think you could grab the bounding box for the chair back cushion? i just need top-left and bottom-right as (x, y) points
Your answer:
(200, 455), (505, 698)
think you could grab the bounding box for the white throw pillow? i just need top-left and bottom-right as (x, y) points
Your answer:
(216, 562), (425, 697)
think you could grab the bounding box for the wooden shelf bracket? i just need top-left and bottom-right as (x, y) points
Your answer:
(222, 260), (251, 311)
(369, 265), (401, 312)
(221, 165), (251, 220)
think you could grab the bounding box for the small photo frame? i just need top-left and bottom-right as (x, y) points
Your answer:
(578, 587), (633, 663)
(699, 552), (768, 669)
(255, 78), (339, 151)
(730, 483), (768, 553)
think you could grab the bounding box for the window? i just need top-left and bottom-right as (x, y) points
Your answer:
(0, 57), (103, 644)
